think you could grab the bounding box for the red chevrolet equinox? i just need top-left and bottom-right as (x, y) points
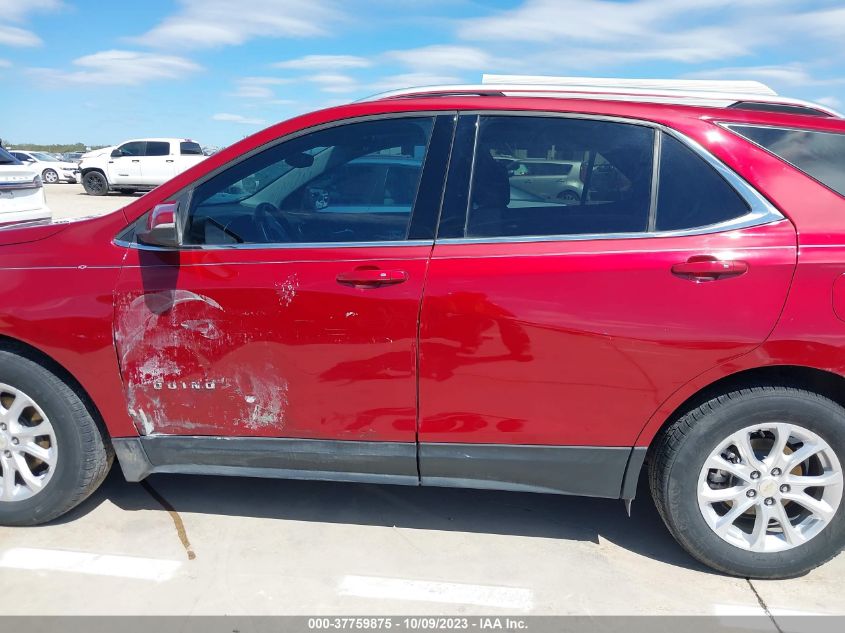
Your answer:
(2, 77), (845, 579)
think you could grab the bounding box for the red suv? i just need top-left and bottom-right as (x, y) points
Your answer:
(2, 78), (845, 579)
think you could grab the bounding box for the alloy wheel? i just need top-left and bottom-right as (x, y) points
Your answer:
(698, 422), (843, 552)
(0, 384), (58, 502)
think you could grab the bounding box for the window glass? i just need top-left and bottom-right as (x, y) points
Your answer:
(181, 141), (203, 155)
(185, 117), (434, 245)
(145, 141), (170, 156)
(467, 116), (654, 238)
(727, 124), (845, 197)
(656, 135), (750, 231)
(117, 142), (145, 157)
(0, 147), (20, 165)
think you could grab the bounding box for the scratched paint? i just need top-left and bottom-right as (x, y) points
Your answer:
(114, 289), (289, 435)
(274, 274), (299, 307)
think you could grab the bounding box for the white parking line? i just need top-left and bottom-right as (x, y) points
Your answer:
(0, 547), (182, 582)
(338, 575), (534, 611)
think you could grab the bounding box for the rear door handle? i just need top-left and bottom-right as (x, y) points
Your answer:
(166, 159), (175, 163)
(131, 159), (140, 163)
(672, 256), (748, 281)
(336, 268), (408, 287)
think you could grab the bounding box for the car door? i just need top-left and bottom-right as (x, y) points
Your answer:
(108, 141), (145, 185)
(417, 114), (797, 496)
(113, 115), (453, 454)
(138, 141), (175, 185)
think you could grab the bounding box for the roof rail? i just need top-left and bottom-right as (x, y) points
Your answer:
(361, 74), (842, 118)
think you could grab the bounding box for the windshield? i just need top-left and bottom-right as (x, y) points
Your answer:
(31, 152), (56, 162)
(0, 147), (20, 164)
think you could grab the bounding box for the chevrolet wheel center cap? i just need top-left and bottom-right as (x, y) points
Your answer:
(759, 479), (778, 498)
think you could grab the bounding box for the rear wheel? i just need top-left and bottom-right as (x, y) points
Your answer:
(42, 169), (58, 184)
(650, 386), (845, 578)
(0, 350), (112, 526)
(82, 171), (109, 196)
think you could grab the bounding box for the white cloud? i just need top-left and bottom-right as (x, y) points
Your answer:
(0, 59), (11, 68)
(816, 96), (842, 109)
(134, 0), (343, 50)
(0, 0), (65, 46)
(385, 45), (493, 72)
(307, 73), (360, 93)
(212, 112), (267, 125)
(686, 64), (845, 88)
(229, 76), (292, 99)
(28, 50), (202, 86)
(368, 72), (463, 93)
(0, 24), (41, 47)
(273, 54), (371, 70)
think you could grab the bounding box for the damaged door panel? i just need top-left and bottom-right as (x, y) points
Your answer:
(114, 245), (430, 440)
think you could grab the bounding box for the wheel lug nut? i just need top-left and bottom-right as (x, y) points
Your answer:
(780, 484), (790, 493)
(771, 468), (782, 477)
(0, 423), (6, 430)
(3, 450), (10, 458)
(10, 438), (18, 446)
(764, 497), (776, 506)
(746, 489), (757, 498)
(750, 471), (761, 480)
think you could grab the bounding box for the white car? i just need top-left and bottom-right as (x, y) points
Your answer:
(79, 138), (206, 196)
(0, 147), (51, 225)
(8, 150), (79, 184)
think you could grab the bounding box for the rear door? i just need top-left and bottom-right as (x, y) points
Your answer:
(417, 113), (797, 495)
(139, 141), (175, 185)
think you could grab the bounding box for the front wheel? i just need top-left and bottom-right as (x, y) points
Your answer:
(650, 386), (845, 578)
(42, 169), (59, 184)
(82, 171), (109, 196)
(0, 349), (112, 526)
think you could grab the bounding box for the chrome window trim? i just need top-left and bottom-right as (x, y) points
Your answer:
(113, 238), (435, 252)
(446, 110), (783, 244)
(116, 111), (454, 252)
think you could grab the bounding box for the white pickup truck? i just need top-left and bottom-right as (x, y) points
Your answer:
(79, 138), (206, 196)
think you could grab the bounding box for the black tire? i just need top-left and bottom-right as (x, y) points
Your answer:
(557, 190), (579, 203)
(42, 168), (59, 184)
(649, 386), (845, 578)
(0, 349), (113, 526)
(82, 171), (109, 196)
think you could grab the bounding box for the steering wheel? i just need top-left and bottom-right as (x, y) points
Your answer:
(255, 202), (296, 243)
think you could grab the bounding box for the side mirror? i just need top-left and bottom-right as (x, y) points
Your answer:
(137, 202), (179, 247)
(111, 149), (122, 158)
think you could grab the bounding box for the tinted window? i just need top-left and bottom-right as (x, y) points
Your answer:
(145, 141), (170, 156)
(728, 124), (845, 197)
(0, 147), (20, 165)
(181, 141), (203, 155)
(466, 116), (654, 238)
(656, 135), (750, 231)
(185, 117), (434, 245)
(117, 142), (145, 157)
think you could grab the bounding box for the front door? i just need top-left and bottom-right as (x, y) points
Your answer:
(138, 140), (176, 185)
(109, 141), (144, 185)
(417, 114), (796, 492)
(114, 115), (452, 444)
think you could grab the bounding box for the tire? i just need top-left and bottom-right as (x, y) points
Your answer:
(650, 386), (845, 578)
(82, 171), (109, 196)
(0, 349), (113, 526)
(558, 190), (579, 203)
(42, 169), (59, 184)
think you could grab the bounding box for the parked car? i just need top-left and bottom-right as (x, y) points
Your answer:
(79, 138), (206, 196)
(8, 150), (79, 184)
(506, 158), (584, 203)
(61, 152), (84, 163)
(0, 146), (50, 224)
(2, 77), (845, 580)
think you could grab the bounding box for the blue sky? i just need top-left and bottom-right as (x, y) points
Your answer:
(2, 0), (844, 147)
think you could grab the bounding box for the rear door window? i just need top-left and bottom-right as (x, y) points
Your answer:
(145, 141), (171, 157)
(726, 124), (845, 197)
(466, 116), (655, 238)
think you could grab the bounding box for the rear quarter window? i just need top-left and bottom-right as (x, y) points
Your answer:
(727, 124), (845, 197)
(181, 142), (203, 155)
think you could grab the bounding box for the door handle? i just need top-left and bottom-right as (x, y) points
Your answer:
(166, 159), (174, 163)
(131, 159), (140, 163)
(336, 268), (408, 287)
(671, 256), (748, 281)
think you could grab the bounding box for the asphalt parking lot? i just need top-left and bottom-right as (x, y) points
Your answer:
(0, 183), (842, 619)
